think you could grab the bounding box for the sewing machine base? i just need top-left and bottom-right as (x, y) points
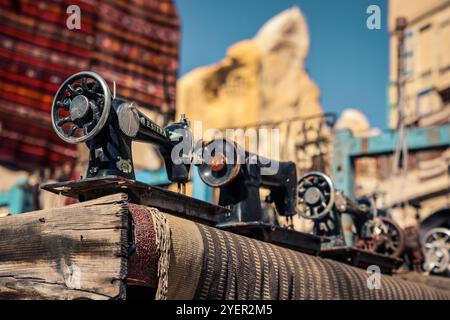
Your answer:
(41, 177), (320, 255)
(41, 176), (229, 225)
(318, 246), (403, 274)
(216, 221), (322, 255)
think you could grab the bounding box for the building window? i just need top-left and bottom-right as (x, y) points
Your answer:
(403, 30), (414, 77)
(419, 23), (432, 32)
(416, 88), (436, 118)
(439, 19), (450, 73)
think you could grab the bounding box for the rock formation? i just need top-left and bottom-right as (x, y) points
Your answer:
(177, 7), (330, 173)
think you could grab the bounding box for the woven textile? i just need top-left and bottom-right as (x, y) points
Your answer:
(132, 210), (450, 300)
(91, 0), (180, 112)
(127, 204), (160, 289)
(0, 0), (92, 169)
(0, 0), (180, 170)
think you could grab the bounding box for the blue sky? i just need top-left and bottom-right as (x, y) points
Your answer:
(177, 0), (389, 129)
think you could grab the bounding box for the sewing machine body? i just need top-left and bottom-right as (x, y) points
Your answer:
(298, 171), (405, 273)
(197, 138), (322, 254)
(43, 71), (321, 254)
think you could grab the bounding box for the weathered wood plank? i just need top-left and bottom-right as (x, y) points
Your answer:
(0, 193), (129, 300)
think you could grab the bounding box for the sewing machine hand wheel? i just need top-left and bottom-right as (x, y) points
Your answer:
(422, 228), (450, 274)
(297, 171), (335, 220)
(197, 139), (242, 187)
(369, 217), (406, 258)
(51, 71), (111, 144)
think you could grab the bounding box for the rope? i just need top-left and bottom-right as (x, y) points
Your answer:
(151, 207), (172, 300)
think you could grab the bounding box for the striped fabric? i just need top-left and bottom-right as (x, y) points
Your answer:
(191, 222), (450, 300)
(153, 210), (450, 300)
(0, 0), (180, 170)
(91, 0), (179, 112)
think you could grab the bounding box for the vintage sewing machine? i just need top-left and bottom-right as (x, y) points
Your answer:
(422, 227), (450, 277)
(41, 71), (228, 223)
(297, 171), (405, 273)
(41, 71), (320, 254)
(196, 138), (321, 254)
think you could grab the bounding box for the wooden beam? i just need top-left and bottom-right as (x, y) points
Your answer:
(394, 272), (450, 292)
(0, 193), (129, 300)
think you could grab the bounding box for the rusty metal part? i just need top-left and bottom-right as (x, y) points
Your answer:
(367, 217), (406, 259)
(210, 153), (226, 172)
(402, 226), (425, 272)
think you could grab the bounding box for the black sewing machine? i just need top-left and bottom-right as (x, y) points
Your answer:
(42, 71), (320, 254)
(297, 171), (404, 273)
(41, 71), (228, 223)
(196, 138), (321, 255)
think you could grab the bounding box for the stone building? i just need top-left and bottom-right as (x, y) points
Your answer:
(335, 0), (450, 229)
(388, 0), (450, 128)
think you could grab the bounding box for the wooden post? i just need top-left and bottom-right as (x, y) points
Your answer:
(0, 193), (129, 300)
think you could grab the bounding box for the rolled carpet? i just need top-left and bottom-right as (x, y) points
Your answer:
(127, 205), (450, 300)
